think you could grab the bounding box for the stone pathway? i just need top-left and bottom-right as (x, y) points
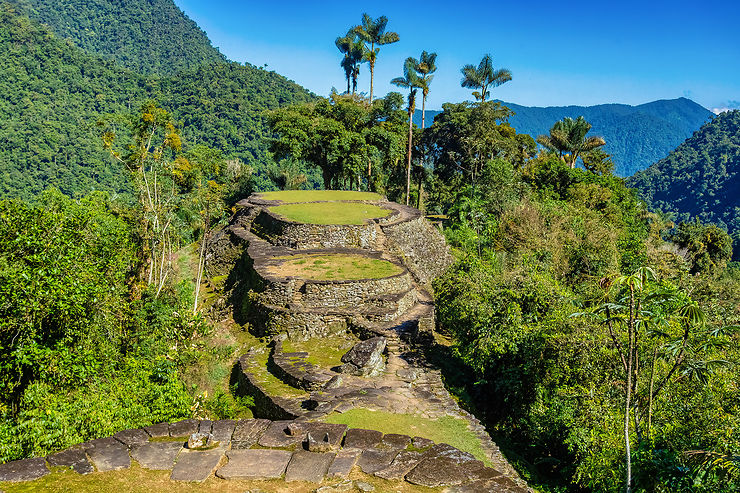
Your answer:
(0, 418), (526, 492)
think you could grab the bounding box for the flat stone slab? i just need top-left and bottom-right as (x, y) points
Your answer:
(302, 422), (348, 448)
(131, 442), (183, 470)
(357, 449), (398, 474)
(374, 450), (423, 480)
(257, 420), (302, 448)
(232, 419), (271, 449)
(169, 419), (200, 437)
(406, 444), (489, 487)
(216, 449), (292, 480)
(47, 448), (94, 474)
(85, 440), (131, 472)
(170, 449), (223, 482)
(343, 428), (383, 449)
(144, 422), (170, 438)
(412, 436), (435, 449)
(380, 433), (411, 450)
(114, 428), (150, 447)
(0, 457), (49, 482)
(210, 419), (237, 444)
(327, 449), (360, 478)
(198, 420), (213, 434)
(443, 476), (526, 493)
(285, 450), (335, 482)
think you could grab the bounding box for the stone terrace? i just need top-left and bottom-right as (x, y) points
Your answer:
(0, 418), (525, 492)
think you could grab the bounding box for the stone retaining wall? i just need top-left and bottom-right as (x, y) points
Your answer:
(0, 418), (527, 492)
(382, 216), (455, 285)
(236, 352), (302, 420)
(251, 209), (380, 250)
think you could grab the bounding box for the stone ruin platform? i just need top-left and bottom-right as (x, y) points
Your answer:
(0, 418), (526, 492)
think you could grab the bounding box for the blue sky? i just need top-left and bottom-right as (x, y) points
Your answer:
(174, 0), (739, 112)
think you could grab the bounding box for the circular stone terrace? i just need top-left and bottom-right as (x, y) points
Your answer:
(252, 190), (405, 226)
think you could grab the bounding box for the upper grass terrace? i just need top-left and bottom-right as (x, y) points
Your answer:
(258, 190), (383, 203)
(256, 190), (391, 225)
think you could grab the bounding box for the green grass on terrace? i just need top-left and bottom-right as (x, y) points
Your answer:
(259, 190), (383, 203)
(269, 201), (390, 225)
(283, 333), (357, 368)
(324, 408), (491, 465)
(270, 254), (403, 281)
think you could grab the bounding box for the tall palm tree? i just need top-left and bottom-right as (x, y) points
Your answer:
(392, 58), (421, 205)
(412, 51), (437, 129)
(460, 54), (511, 102)
(354, 14), (400, 103)
(537, 116), (606, 168)
(336, 30), (364, 95)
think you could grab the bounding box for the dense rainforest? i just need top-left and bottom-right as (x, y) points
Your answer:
(7, 0), (225, 74)
(629, 110), (740, 244)
(415, 98), (713, 177)
(0, 3), (314, 201)
(1, 2), (738, 492)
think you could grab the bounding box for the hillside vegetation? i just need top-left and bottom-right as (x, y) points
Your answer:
(7, 0), (225, 74)
(629, 110), (740, 239)
(0, 4), (314, 201)
(415, 98), (712, 176)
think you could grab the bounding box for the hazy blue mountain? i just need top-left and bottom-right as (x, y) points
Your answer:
(628, 110), (740, 235)
(414, 98), (713, 176)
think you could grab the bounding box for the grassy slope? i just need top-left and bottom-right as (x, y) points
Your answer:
(269, 203), (390, 225)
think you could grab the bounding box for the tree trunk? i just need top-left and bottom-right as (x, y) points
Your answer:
(406, 109), (414, 205)
(369, 43), (375, 103)
(421, 96), (426, 130)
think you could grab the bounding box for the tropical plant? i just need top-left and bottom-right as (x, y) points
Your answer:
(391, 58), (422, 205)
(537, 116), (606, 168)
(336, 30), (365, 95)
(411, 51), (438, 129)
(353, 13), (400, 103)
(460, 53), (511, 102)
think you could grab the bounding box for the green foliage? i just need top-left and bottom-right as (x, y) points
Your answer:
(0, 5), (313, 202)
(670, 219), (734, 275)
(629, 110), (740, 254)
(8, 0), (225, 75)
(0, 190), (221, 463)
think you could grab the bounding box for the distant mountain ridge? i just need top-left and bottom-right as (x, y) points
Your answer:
(628, 110), (740, 235)
(7, 0), (225, 75)
(414, 98), (713, 176)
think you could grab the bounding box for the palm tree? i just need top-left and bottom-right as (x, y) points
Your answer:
(412, 51), (437, 129)
(537, 116), (606, 168)
(336, 30), (364, 95)
(460, 54), (511, 102)
(354, 14), (400, 103)
(392, 58), (421, 205)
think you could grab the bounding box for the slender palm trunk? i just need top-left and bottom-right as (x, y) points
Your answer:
(369, 42), (375, 102)
(406, 109), (413, 205)
(421, 96), (426, 130)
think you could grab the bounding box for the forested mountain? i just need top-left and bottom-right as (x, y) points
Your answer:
(628, 110), (740, 235)
(0, 4), (314, 200)
(7, 0), (225, 75)
(415, 98), (712, 176)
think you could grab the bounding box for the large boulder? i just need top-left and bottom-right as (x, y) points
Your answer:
(338, 337), (386, 376)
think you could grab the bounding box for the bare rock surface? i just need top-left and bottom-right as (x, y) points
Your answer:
(231, 418), (271, 449)
(0, 457), (49, 482)
(143, 422), (170, 438)
(343, 428), (383, 449)
(285, 450), (335, 482)
(85, 439), (131, 472)
(170, 449), (223, 482)
(357, 449), (398, 474)
(131, 442), (182, 470)
(216, 449), (292, 480)
(46, 448), (94, 474)
(327, 449), (360, 479)
(339, 337), (386, 376)
(374, 450), (424, 480)
(114, 428), (150, 447)
(169, 419), (199, 437)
